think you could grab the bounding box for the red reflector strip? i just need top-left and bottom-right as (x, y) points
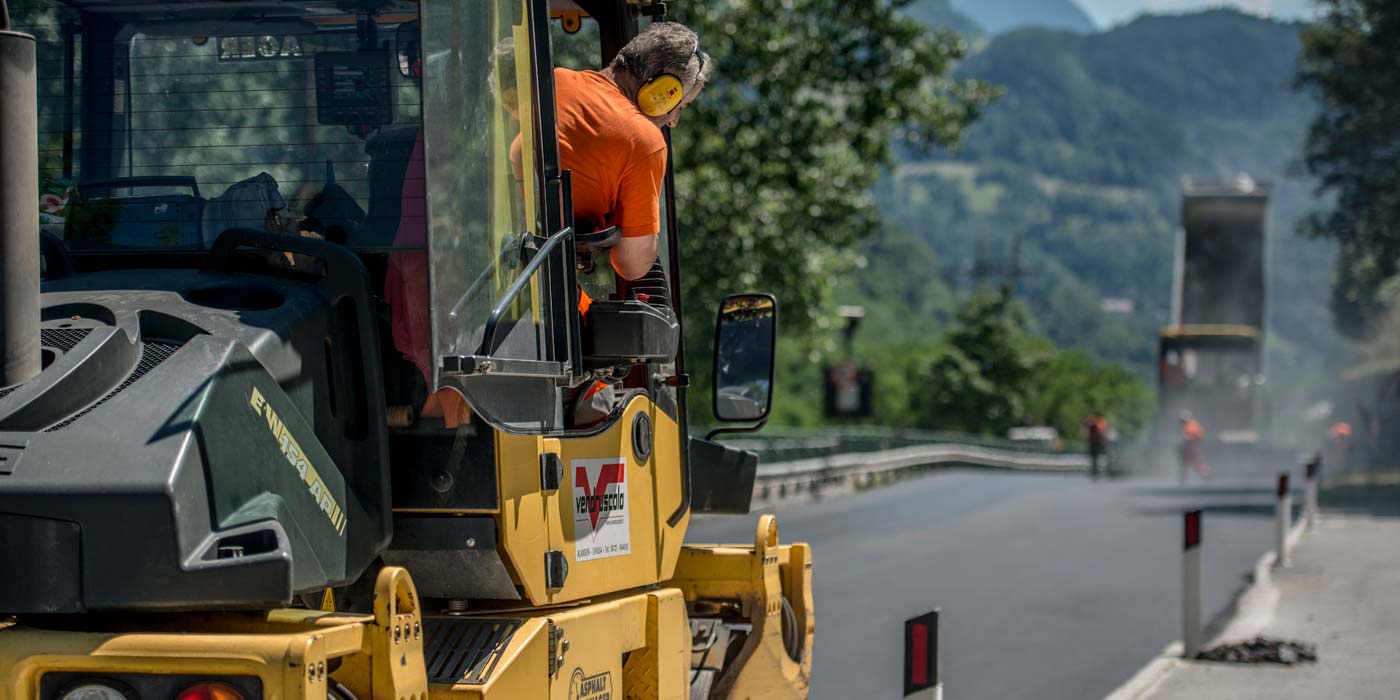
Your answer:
(904, 609), (939, 695)
(1184, 509), (1201, 549)
(910, 623), (928, 685)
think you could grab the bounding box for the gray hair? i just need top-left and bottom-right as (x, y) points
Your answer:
(611, 21), (712, 91)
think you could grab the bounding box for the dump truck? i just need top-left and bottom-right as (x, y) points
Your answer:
(1155, 176), (1269, 450)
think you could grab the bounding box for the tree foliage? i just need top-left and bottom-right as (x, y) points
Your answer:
(668, 0), (997, 334)
(908, 286), (1039, 433)
(1297, 0), (1400, 339)
(899, 287), (1152, 438)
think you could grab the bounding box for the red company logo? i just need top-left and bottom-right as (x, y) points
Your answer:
(575, 462), (625, 531)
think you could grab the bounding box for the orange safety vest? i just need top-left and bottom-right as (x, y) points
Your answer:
(1183, 419), (1204, 441)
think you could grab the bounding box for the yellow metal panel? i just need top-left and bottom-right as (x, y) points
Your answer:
(1158, 324), (1259, 339)
(429, 619), (551, 700)
(620, 590), (690, 700)
(496, 395), (688, 607)
(669, 517), (814, 700)
(0, 568), (428, 700)
(427, 589), (688, 700)
(497, 430), (554, 603)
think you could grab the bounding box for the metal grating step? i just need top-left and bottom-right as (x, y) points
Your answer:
(40, 327), (92, 354)
(46, 342), (180, 432)
(422, 617), (521, 686)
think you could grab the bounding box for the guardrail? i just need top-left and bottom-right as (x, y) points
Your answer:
(725, 426), (1084, 465)
(743, 433), (1091, 506)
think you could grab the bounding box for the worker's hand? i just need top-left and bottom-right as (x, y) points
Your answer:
(611, 234), (659, 280)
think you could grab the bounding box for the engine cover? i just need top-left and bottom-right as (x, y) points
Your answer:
(0, 266), (388, 612)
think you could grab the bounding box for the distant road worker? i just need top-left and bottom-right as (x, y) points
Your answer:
(1179, 411), (1210, 483)
(1328, 420), (1353, 474)
(1083, 412), (1109, 479)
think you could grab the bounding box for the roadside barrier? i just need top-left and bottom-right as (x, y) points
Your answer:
(904, 609), (942, 699)
(1182, 509), (1203, 658)
(1275, 473), (1291, 568)
(750, 442), (1090, 505)
(1304, 456), (1320, 530)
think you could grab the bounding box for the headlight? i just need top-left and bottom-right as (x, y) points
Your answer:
(57, 683), (134, 700)
(174, 682), (246, 700)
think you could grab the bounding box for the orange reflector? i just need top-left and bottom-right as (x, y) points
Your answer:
(175, 682), (246, 700)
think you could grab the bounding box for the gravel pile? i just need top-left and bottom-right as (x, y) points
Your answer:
(1195, 637), (1318, 665)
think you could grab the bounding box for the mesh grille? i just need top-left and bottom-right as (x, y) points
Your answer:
(46, 342), (180, 431)
(40, 327), (92, 353)
(423, 618), (520, 685)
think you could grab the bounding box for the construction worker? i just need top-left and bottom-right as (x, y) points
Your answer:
(384, 25), (711, 428)
(1179, 411), (1210, 482)
(1328, 420), (1353, 474)
(512, 21), (711, 281)
(1083, 412), (1109, 479)
(509, 22), (712, 426)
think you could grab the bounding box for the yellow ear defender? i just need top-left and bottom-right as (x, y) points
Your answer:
(635, 36), (705, 118)
(637, 73), (686, 117)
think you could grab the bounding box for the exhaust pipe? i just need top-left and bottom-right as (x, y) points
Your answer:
(0, 0), (40, 387)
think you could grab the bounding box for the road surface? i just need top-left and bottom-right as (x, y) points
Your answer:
(687, 469), (1296, 700)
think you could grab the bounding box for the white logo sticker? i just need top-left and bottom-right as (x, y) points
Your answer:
(572, 457), (630, 562)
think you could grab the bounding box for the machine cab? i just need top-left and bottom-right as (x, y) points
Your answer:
(13, 0), (777, 611)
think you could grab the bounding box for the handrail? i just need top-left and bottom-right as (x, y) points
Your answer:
(475, 226), (573, 357)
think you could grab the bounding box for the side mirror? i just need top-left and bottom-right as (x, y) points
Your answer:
(713, 293), (777, 423)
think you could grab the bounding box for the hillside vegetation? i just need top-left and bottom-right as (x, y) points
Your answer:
(782, 10), (1344, 440)
(857, 10), (1337, 378)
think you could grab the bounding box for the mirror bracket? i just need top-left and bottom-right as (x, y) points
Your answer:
(705, 419), (769, 442)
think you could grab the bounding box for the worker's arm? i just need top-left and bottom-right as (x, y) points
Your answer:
(610, 145), (667, 281)
(611, 234), (659, 280)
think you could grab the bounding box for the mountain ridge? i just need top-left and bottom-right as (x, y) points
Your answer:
(949, 0), (1096, 34)
(856, 9), (1335, 390)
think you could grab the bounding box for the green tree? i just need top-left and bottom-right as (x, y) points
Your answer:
(669, 0), (996, 335)
(1024, 350), (1154, 439)
(910, 286), (1039, 433)
(1297, 0), (1400, 339)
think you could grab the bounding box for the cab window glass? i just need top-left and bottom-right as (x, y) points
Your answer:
(422, 0), (549, 369)
(15, 0), (426, 251)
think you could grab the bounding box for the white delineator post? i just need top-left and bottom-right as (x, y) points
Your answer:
(1305, 456), (1320, 530)
(904, 610), (942, 700)
(1275, 473), (1291, 568)
(1182, 509), (1202, 659)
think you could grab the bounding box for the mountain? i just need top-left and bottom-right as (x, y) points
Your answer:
(853, 10), (1336, 399)
(903, 0), (984, 38)
(948, 0), (1097, 34)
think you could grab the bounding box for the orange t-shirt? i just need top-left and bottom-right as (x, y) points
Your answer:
(1183, 419), (1204, 440)
(513, 68), (668, 238)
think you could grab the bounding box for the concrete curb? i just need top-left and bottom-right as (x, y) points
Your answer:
(1102, 515), (1309, 700)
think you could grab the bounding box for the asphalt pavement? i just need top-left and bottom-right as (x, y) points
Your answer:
(687, 468), (1298, 700)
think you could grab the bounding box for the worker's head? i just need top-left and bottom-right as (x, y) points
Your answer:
(1179, 410), (1193, 423)
(610, 21), (712, 129)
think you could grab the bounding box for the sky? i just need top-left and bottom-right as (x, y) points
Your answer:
(1076, 0), (1318, 28)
